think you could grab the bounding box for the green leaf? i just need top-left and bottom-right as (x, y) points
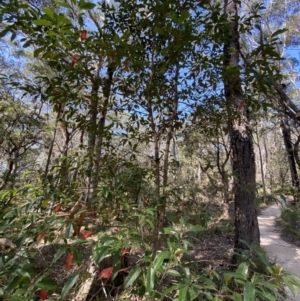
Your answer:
(232, 292), (243, 301)
(65, 223), (74, 238)
(55, 1), (72, 8)
(73, 248), (83, 265)
(94, 246), (110, 264)
(61, 273), (79, 299)
(146, 267), (154, 292)
(166, 269), (181, 277)
(180, 9), (190, 22)
(282, 276), (296, 295)
(179, 286), (187, 301)
(236, 262), (248, 278)
(79, 1), (96, 9)
(52, 245), (68, 263)
(42, 8), (54, 19)
(0, 29), (9, 38)
(35, 278), (59, 291)
(33, 19), (52, 26)
(15, 269), (31, 280)
(124, 266), (142, 288)
(187, 288), (199, 301)
(256, 290), (277, 301)
(6, 276), (23, 292)
(161, 285), (177, 299)
(271, 28), (287, 37)
(153, 251), (170, 271)
(34, 47), (45, 58)
(244, 281), (255, 301)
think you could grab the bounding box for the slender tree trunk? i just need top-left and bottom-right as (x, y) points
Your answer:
(45, 105), (64, 176)
(152, 65), (179, 254)
(85, 63), (101, 203)
(294, 135), (300, 170)
(223, 0), (260, 263)
(263, 137), (269, 189)
(58, 125), (71, 186)
(92, 65), (114, 193)
(280, 117), (300, 191)
(255, 127), (267, 201)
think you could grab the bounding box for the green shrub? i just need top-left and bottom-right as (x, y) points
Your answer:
(281, 207), (300, 241)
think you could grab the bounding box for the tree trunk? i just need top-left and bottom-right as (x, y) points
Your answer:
(92, 65), (114, 193)
(294, 135), (300, 171)
(255, 127), (267, 202)
(152, 65), (179, 255)
(223, 0), (260, 263)
(280, 117), (300, 191)
(85, 63), (101, 203)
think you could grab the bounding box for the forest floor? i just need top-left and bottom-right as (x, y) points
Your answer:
(258, 198), (300, 300)
(30, 199), (300, 300)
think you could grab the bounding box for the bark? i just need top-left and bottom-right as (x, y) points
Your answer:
(223, 0), (260, 262)
(280, 117), (300, 190)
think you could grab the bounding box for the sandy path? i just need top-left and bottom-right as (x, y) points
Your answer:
(258, 201), (300, 300)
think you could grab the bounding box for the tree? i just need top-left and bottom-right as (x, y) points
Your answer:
(223, 0), (260, 261)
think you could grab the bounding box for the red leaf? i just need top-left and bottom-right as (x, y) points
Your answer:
(71, 53), (80, 67)
(54, 204), (61, 213)
(238, 101), (244, 111)
(121, 247), (131, 256)
(79, 230), (93, 239)
(80, 30), (87, 41)
(40, 289), (48, 301)
(98, 267), (113, 280)
(123, 63), (129, 72)
(66, 252), (74, 270)
(36, 231), (46, 244)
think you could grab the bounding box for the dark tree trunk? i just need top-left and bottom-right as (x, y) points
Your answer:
(280, 117), (300, 190)
(223, 0), (260, 263)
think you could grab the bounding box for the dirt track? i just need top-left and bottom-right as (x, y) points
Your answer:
(258, 201), (300, 300)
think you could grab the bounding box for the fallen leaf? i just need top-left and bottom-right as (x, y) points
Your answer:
(98, 267), (113, 280)
(66, 252), (74, 270)
(79, 230), (93, 239)
(121, 247), (131, 256)
(40, 289), (48, 301)
(36, 231), (46, 244)
(54, 204), (61, 213)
